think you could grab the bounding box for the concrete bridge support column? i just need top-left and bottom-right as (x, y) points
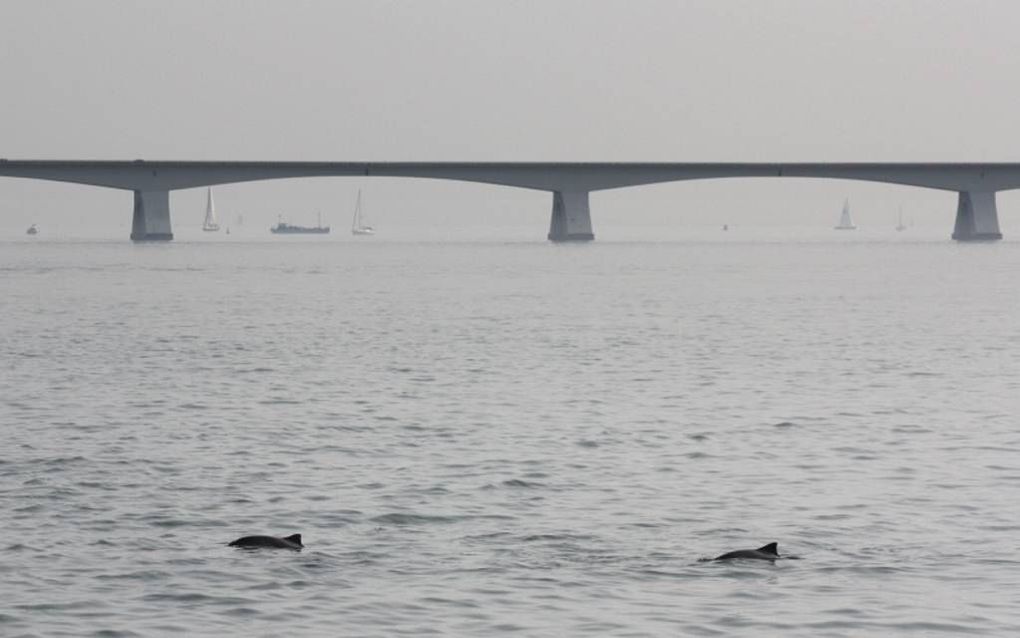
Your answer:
(130, 190), (173, 241)
(952, 190), (1002, 241)
(547, 190), (594, 242)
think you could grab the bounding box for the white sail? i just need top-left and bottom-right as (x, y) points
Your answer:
(203, 188), (220, 231)
(896, 207), (906, 231)
(835, 198), (856, 230)
(351, 189), (375, 235)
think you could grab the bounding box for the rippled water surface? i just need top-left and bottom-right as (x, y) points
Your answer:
(3, 236), (1020, 636)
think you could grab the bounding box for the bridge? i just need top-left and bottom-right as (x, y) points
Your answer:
(0, 160), (1014, 241)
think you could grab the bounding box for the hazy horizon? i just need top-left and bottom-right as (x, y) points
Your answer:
(4, 0), (1020, 237)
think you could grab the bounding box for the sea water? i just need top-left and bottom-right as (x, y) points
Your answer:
(2, 233), (1019, 636)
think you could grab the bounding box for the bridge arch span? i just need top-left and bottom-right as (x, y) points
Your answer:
(0, 160), (1013, 241)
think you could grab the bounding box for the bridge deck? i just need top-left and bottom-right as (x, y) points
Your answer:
(3, 160), (1020, 192)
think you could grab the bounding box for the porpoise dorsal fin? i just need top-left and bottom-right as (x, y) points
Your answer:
(284, 533), (303, 546)
(756, 542), (779, 556)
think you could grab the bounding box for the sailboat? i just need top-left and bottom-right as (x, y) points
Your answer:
(351, 189), (375, 236)
(895, 207), (906, 232)
(834, 198), (856, 230)
(202, 188), (220, 232)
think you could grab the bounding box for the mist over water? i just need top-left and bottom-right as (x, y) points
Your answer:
(3, 235), (1020, 636)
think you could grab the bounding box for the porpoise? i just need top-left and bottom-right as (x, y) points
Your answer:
(228, 533), (303, 550)
(712, 542), (780, 561)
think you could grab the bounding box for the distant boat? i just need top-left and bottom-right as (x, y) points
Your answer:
(835, 198), (857, 230)
(351, 190), (375, 236)
(271, 213), (330, 234)
(26, 223), (38, 235)
(202, 188), (220, 232)
(896, 208), (906, 232)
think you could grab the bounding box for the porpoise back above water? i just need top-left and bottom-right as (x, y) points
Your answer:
(228, 533), (303, 550)
(713, 542), (780, 561)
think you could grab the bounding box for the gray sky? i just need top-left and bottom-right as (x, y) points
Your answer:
(4, 0), (1020, 237)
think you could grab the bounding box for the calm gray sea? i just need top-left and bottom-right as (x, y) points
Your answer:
(3, 233), (1020, 637)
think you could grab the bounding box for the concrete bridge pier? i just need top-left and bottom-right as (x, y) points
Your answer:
(131, 189), (173, 241)
(952, 190), (1002, 241)
(547, 190), (594, 242)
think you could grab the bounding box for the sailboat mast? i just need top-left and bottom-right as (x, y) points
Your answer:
(352, 189), (362, 231)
